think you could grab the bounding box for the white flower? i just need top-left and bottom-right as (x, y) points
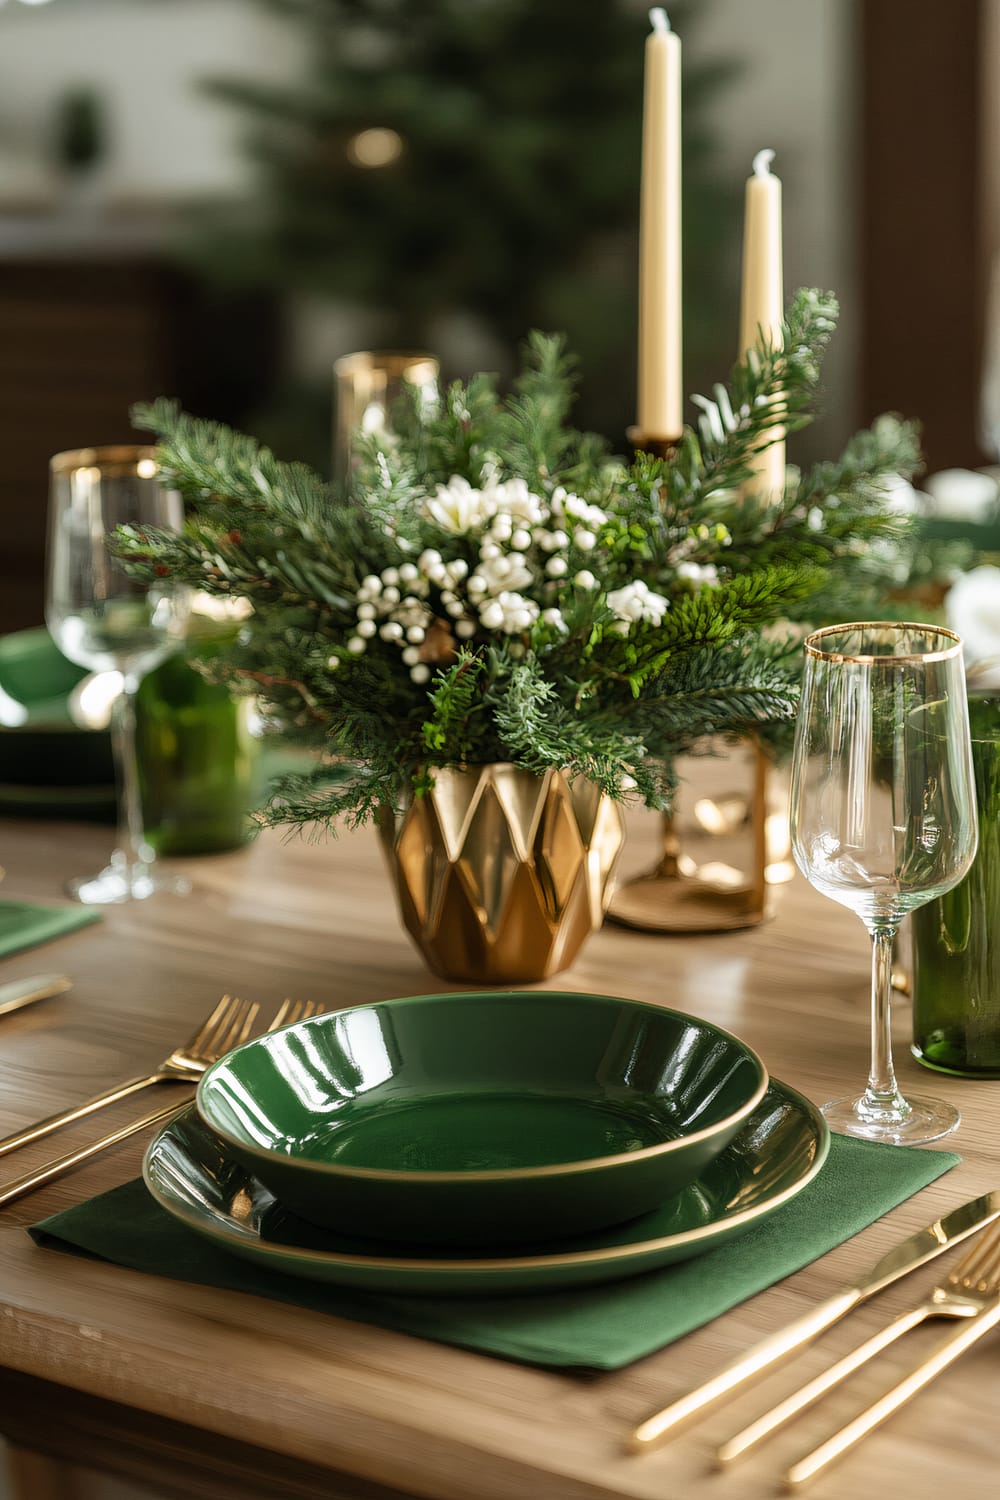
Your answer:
(455, 618), (477, 639)
(541, 608), (567, 631)
(574, 570), (598, 590)
(356, 619), (377, 639)
(675, 561), (720, 587)
(425, 476), (494, 533)
(410, 664), (431, 684)
(326, 654), (340, 670)
(510, 528), (532, 551)
(492, 476), (544, 525)
(477, 551), (533, 594)
(574, 529), (597, 551)
(546, 556), (568, 578)
(478, 591), (540, 633)
(606, 579), (670, 627)
(401, 646), (421, 666)
(945, 565), (1000, 667)
(347, 636), (367, 655)
(924, 469), (999, 523)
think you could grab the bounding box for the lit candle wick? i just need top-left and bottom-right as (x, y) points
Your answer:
(649, 8), (670, 34)
(752, 148), (776, 178)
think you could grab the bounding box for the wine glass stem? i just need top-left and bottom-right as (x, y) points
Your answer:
(112, 673), (152, 872)
(865, 925), (907, 1113)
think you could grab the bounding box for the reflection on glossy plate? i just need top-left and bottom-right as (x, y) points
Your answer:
(0, 628), (113, 788)
(144, 1080), (829, 1295)
(194, 991), (769, 1244)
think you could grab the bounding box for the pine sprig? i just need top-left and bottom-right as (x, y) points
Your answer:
(120, 296), (923, 833)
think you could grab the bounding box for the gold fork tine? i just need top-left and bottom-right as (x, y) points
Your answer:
(0, 993), (256, 1161)
(269, 998), (322, 1030)
(216, 997), (261, 1054)
(718, 1223), (1000, 1469)
(0, 996), (269, 1209)
(786, 1239), (1000, 1487)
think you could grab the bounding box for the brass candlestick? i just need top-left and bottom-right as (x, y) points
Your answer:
(607, 426), (774, 934)
(333, 351), (440, 487)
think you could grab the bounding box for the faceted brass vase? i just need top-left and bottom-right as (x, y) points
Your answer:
(378, 764), (626, 984)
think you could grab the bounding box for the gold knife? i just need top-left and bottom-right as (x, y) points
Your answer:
(630, 1189), (1000, 1451)
(0, 974), (72, 1019)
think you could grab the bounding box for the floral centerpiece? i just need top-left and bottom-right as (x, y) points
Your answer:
(122, 288), (919, 979)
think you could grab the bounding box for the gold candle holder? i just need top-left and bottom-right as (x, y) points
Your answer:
(333, 351), (440, 486)
(607, 425), (776, 934)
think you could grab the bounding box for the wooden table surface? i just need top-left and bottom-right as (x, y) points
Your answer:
(1, 808), (998, 1500)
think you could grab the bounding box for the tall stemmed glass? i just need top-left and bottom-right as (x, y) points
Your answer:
(789, 623), (978, 1144)
(46, 446), (190, 903)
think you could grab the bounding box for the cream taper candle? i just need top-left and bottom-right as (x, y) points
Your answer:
(739, 148), (785, 499)
(637, 8), (683, 442)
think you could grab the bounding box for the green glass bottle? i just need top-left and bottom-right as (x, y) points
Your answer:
(911, 693), (1000, 1076)
(135, 613), (260, 856)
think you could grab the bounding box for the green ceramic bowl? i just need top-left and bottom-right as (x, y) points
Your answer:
(196, 991), (769, 1246)
(0, 628), (113, 788)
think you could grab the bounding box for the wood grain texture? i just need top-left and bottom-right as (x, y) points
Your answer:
(1, 808), (999, 1500)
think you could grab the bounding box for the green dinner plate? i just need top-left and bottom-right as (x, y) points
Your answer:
(143, 1080), (829, 1295)
(0, 628), (113, 788)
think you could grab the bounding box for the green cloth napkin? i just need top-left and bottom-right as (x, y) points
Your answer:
(0, 900), (100, 960)
(29, 1136), (958, 1371)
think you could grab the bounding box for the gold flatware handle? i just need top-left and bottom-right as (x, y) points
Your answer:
(785, 1298), (1000, 1488)
(0, 1071), (188, 1159)
(630, 1290), (862, 1450)
(0, 974), (72, 1019)
(0, 1099), (188, 1208)
(716, 1303), (932, 1465)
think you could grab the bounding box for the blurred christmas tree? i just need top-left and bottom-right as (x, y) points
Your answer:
(190, 0), (739, 467)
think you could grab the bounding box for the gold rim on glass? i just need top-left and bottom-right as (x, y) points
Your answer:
(804, 621), (964, 666)
(49, 446), (159, 476)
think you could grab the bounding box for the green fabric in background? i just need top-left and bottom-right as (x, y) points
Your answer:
(0, 900), (101, 960)
(30, 1135), (959, 1371)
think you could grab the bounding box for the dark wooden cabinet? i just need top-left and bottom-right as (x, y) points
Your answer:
(0, 253), (278, 635)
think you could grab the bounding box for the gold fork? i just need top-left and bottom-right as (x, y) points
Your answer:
(0, 997), (321, 1209)
(715, 1222), (1000, 1479)
(0, 993), (258, 1159)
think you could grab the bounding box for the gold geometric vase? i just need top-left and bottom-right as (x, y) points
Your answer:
(378, 764), (626, 984)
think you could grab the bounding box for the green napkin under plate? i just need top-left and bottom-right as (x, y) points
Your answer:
(0, 901), (101, 960)
(29, 1134), (958, 1371)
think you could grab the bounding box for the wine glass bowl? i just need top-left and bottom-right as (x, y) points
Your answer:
(46, 446), (190, 904)
(790, 622), (978, 1144)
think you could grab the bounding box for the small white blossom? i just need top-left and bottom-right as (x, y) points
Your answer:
(541, 608), (567, 631)
(405, 625), (426, 643)
(466, 573), (488, 598)
(410, 664), (431, 684)
(455, 618), (477, 639)
(380, 621), (404, 642)
(606, 579), (670, 626)
(510, 528), (532, 551)
(425, 476), (494, 534)
(398, 562), (420, 584)
(807, 507), (825, 532)
(574, 529), (597, 551)
(546, 556), (568, 578)
(493, 477), (544, 524)
(347, 636), (367, 655)
(445, 558), (469, 582)
(401, 646), (422, 666)
(356, 619), (377, 639)
(675, 561), (720, 587)
(361, 574), (382, 595)
(357, 602), (377, 621)
(326, 654), (340, 670)
(381, 567), (399, 587)
(478, 591), (539, 633)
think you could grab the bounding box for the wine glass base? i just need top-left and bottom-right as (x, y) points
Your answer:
(67, 862), (191, 905)
(821, 1092), (960, 1146)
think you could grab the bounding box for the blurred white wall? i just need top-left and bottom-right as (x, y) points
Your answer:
(0, 0), (302, 200)
(0, 0), (858, 432)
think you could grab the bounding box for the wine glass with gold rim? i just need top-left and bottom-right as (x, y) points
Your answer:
(789, 622), (978, 1144)
(46, 446), (190, 903)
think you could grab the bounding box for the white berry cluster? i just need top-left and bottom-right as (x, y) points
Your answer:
(337, 473), (619, 682)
